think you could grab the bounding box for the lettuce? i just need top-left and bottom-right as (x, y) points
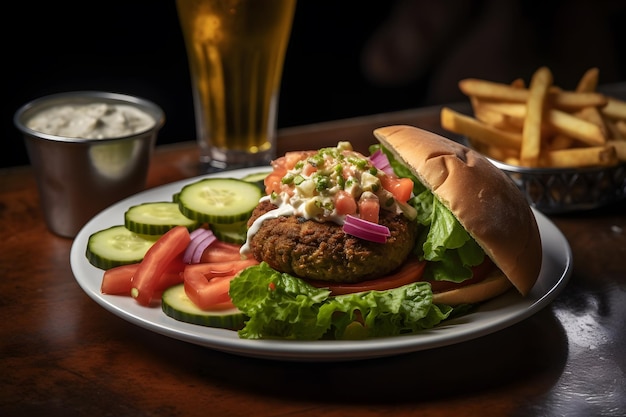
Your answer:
(375, 144), (486, 283)
(412, 190), (485, 282)
(229, 262), (453, 340)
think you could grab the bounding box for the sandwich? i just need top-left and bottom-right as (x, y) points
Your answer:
(228, 125), (542, 340)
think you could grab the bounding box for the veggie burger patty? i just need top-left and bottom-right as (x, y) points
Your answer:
(247, 200), (417, 283)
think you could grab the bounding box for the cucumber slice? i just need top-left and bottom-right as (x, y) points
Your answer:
(86, 225), (158, 269)
(177, 178), (262, 224)
(161, 284), (247, 330)
(125, 201), (198, 235)
(241, 171), (270, 183)
(211, 221), (247, 244)
(241, 171), (270, 192)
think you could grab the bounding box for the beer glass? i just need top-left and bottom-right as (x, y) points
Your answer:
(176, 0), (296, 172)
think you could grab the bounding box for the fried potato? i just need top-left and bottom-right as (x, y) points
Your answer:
(545, 145), (618, 168)
(608, 140), (626, 161)
(575, 106), (607, 137)
(510, 78), (526, 89)
(549, 134), (575, 151)
(548, 91), (608, 110)
(521, 67), (552, 166)
(459, 78), (529, 102)
(601, 97), (626, 120)
(547, 109), (606, 146)
(613, 120), (626, 138)
(440, 107), (522, 149)
(442, 66), (626, 168)
(576, 67), (599, 92)
(459, 78), (607, 110)
(473, 101), (605, 145)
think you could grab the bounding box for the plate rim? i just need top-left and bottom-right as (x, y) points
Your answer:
(70, 167), (573, 362)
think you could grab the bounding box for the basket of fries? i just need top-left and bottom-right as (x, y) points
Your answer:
(441, 66), (626, 213)
(470, 149), (625, 213)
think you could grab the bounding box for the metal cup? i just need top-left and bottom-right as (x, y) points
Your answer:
(14, 91), (165, 238)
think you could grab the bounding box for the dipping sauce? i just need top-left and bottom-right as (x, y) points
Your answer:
(26, 103), (155, 139)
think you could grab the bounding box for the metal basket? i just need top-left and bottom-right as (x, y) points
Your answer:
(459, 137), (626, 213)
(486, 158), (626, 213)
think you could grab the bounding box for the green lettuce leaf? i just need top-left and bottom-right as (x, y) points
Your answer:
(229, 262), (454, 340)
(378, 145), (486, 283)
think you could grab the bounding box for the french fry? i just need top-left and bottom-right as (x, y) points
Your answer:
(576, 68), (600, 93)
(471, 96), (506, 127)
(547, 109), (606, 146)
(510, 78), (526, 89)
(444, 66), (626, 169)
(476, 101), (526, 119)
(574, 68), (607, 137)
(476, 142), (521, 162)
(604, 119), (623, 140)
(601, 97), (626, 120)
(548, 91), (608, 110)
(471, 100), (526, 131)
(503, 156), (521, 166)
(459, 78), (528, 102)
(440, 107), (522, 149)
(576, 67), (599, 93)
(549, 134), (575, 151)
(521, 66), (552, 166)
(477, 101), (606, 145)
(575, 106), (607, 137)
(459, 78), (607, 110)
(545, 145), (618, 168)
(607, 140), (626, 161)
(614, 120), (626, 138)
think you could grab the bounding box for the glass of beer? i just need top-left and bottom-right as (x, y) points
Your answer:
(176, 0), (297, 172)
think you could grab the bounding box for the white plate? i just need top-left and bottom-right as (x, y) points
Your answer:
(70, 167), (572, 362)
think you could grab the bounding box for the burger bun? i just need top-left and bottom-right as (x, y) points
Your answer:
(374, 125), (542, 305)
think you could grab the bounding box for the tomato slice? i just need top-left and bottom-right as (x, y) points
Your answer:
(131, 226), (191, 306)
(307, 257), (494, 296)
(200, 240), (251, 263)
(101, 256), (185, 296)
(335, 190), (357, 216)
(358, 196), (380, 224)
(308, 257), (426, 295)
(183, 258), (259, 310)
(264, 172), (284, 195)
(282, 150), (313, 170)
(101, 263), (138, 295)
(265, 150), (316, 195)
(184, 272), (233, 309)
(381, 175), (413, 203)
(157, 257), (186, 289)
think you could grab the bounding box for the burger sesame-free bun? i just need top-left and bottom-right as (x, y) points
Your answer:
(373, 125), (542, 302)
(432, 268), (513, 305)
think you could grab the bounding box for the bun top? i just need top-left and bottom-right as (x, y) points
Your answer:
(373, 125), (542, 296)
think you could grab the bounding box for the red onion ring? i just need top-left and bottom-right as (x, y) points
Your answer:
(343, 215), (390, 243)
(182, 228), (212, 263)
(191, 233), (217, 264)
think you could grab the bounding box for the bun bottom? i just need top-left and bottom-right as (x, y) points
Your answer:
(432, 269), (513, 305)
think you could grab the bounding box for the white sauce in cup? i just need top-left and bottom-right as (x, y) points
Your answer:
(26, 103), (155, 139)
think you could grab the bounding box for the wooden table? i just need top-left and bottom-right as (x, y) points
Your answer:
(2, 103), (625, 417)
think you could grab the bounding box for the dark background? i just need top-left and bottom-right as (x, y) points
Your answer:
(5, 1), (626, 168)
